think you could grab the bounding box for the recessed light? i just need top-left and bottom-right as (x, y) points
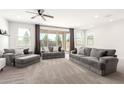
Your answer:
(109, 19), (113, 22)
(94, 15), (99, 18)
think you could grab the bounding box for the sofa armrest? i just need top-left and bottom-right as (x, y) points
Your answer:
(3, 53), (15, 65)
(100, 56), (118, 63)
(0, 54), (2, 58)
(99, 56), (118, 75)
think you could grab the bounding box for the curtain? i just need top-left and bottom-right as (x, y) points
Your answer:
(70, 28), (75, 51)
(34, 24), (41, 54)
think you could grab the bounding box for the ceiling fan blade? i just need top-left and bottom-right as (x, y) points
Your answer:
(43, 14), (54, 18)
(40, 15), (46, 21)
(25, 11), (38, 14)
(31, 15), (39, 19)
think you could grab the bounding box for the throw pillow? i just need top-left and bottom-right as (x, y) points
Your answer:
(106, 49), (116, 56)
(15, 48), (24, 55)
(44, 47), (48, 52)
(54, 47), (58, 52)
(4, 49), (15, 54)
(23, 48), (29, 54)
(58, 46), (62, 52)
(71, 48), (77, 54)
(90, 48), (107, 58)
(84, 47), (92, 56)
(78, 47), (85, 55)
(48, 47), (53, 52)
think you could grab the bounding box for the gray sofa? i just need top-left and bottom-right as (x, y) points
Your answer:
(41, 51), (65, 60)
(41, 46), (65, 60)
(69, 47), (119, 76)
(3, 49), (40, 67)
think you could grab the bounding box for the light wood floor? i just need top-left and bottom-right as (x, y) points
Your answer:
(0, 58), (124, 84)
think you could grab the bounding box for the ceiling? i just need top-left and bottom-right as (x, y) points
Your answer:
(0, 9), (124, 30)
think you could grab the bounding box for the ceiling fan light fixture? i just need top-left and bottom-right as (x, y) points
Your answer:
(25, 9), (54, 21)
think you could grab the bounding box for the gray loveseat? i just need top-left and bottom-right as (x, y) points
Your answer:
(69, 47), (119, 76)
(41, 51), (65, 59)
(41, 46), (65, 60)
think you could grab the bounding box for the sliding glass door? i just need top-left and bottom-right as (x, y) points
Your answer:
(48, 34), (57, 47)
(40, 33), (47, 49)
(40, 30), (70, 51)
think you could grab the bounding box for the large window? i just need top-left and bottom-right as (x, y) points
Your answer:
(40, 30), (70, 51)
(40, 33), (48, 48)
(86, 32), (95, 46)
(48, 34), (57, 47)
(40, 32), (66, 49)
(17, 28), (31, 47)
(57, 34), (63, 47)
(74, 31), (85, 48)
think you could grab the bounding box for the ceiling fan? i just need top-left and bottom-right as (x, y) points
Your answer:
(25, 9), (54, 21)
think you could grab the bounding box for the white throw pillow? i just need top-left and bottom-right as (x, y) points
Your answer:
(15, 48), (24, 55)
(54, 47), (58, 52)
(44, 47), (48, 52)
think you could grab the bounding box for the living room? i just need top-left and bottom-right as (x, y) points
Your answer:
(0, 9), (124, 84)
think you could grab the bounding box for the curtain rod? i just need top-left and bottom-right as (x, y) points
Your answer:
(39, 24), (70, 29)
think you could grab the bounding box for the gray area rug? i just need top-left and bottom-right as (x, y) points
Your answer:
(0, 58), (124, 84)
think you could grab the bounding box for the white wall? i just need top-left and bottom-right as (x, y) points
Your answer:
(86, 19), (124, 58)
(0, 17), (9, 51)
(9, 21), (35, 51)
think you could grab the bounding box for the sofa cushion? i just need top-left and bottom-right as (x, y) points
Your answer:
(70, 54), (85, 61)
(79, 56), (104, 70)
(90, 48), (107, 58)
(79, 56), (98, 64)
(4, 49), (15, 54)
(78, 47), (92, 56)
